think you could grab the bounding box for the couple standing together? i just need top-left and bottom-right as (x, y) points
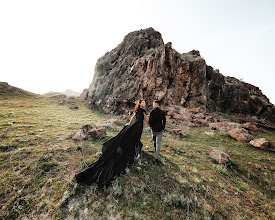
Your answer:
(75, 100), (166, 188)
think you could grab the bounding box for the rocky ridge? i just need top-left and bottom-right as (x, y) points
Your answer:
(81, 28), (275, 126)
(0, 82), (28, 94)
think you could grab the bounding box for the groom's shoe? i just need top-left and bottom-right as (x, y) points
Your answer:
(155, 159), (160, 165)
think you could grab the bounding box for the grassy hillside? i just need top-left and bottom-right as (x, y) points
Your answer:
(0, 92), (274, 219)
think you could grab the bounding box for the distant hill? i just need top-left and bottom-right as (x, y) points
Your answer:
(44, 89), (81, 97)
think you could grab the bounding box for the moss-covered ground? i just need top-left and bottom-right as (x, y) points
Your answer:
(0, 92), (274, 219)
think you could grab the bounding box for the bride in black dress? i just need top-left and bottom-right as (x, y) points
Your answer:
(75, 100), (151, 188)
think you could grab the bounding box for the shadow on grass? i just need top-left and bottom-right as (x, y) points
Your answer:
(64, 151), (214, 220)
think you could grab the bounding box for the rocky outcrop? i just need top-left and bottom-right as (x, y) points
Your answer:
(0, 82), (27, 94)
(83, 28), (275, 125)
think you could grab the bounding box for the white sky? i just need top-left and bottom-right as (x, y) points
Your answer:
(1, 0), (275, 104)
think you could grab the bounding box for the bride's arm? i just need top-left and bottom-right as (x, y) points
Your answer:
(129, 112), (136, 124)
(143, 113), (151, 128)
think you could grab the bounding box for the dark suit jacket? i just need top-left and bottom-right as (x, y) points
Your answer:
(149, 107), (166, 132)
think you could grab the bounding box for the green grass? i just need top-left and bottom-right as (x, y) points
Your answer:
(0, 92), (274, 219)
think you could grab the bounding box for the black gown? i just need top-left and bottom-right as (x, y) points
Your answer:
(75, 107), (146, 188)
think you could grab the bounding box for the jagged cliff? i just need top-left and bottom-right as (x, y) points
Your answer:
(81, 28), (275, 125)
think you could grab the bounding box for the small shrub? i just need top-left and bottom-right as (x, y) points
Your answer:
(38, 161), (58, 173)
(96, 60), (110, 75)
(112, 179), (123, 197)
(180, 53), (203, 62)
(163, 193), (187, 208)
(99, 81), (112, 96)
(61, 190), (70, 206)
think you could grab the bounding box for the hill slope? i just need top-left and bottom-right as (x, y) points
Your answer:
(0, 91), (274, 219)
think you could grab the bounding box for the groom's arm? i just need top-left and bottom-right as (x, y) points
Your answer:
(162, 112), (166, 130)
(149, 111), (152, 127)
(144, 113), (151, 128)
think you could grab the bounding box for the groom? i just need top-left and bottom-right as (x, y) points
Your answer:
(149, 100), (166, 164)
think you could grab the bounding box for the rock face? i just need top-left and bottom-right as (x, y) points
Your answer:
(227, 128), (254, 142)
(83, 28), (275, 125)
(209, 149), (230, 164)
(249, 138), (269, 150)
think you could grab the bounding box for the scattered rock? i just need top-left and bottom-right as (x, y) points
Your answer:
(88, 127), (106, 139)
(242, 122), (258, 132)
(209, 149), (230, 164)
(59, 99), (75, 105)
(72, 124), (106, 141)
(50, 94), (66, 99)
(120, 115), (130, 121)
(249, 138), (269, 150)
(227, 128), (254, 142)
(79, 89), (89, 101)
(106, 119), (120, 124)
(169, 129), (186, 137)
(69, 105), (79, 110)
(209, 122), (242, 132)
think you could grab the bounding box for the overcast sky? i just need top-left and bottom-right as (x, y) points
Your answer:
(1, 0), (274, 104)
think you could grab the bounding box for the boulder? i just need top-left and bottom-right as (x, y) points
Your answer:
(209, 149), (230, 164)
(209, 122), (242, 132)
(72, 130), (86, 141)
(249, 138), (269, 150)
(79, 89), (89, 101)
(227, 128), (254, 142)
(169, 129), (186, 137)
(69, 105), (79, 110)
(72, 124), (106, 141)
(242, 122), (258, 132)
(88, 127), (106, 139)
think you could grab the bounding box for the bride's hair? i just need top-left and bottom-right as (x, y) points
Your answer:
(134, 100), (142, 112)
